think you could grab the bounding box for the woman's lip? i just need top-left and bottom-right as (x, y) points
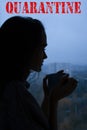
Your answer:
(41, 62), (43, 66)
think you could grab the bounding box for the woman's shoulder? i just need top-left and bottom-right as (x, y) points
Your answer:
(1, 80), (29, 102)
(2, 80), (38, 106)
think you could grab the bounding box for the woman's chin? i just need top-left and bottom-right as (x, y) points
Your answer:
(32, 66), (42, 72)
(36, 67), (42, 72)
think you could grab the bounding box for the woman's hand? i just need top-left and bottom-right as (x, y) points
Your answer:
(42, 70), (78, 130)
(43, 70), (78, 104)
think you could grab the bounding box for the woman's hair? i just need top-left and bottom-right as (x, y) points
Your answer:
(1, 16), (46, 57)
(0, 16), (46, 99)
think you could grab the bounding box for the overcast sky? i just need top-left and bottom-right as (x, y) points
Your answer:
(1, 0), (87, 65)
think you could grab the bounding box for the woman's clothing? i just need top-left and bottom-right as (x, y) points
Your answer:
(0, 81), (49, 130)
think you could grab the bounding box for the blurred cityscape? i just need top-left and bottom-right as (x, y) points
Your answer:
(27, 62), (87, 130)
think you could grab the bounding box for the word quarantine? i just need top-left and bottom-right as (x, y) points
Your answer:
(6, 1), (81, 14)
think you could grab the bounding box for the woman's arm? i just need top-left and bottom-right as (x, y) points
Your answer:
(41, 77), (58, 130)
(41, 71), (77, 130)
(41, 94), (58, 130)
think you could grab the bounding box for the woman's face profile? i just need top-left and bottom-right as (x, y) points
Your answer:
(29, 32), (47, 72)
